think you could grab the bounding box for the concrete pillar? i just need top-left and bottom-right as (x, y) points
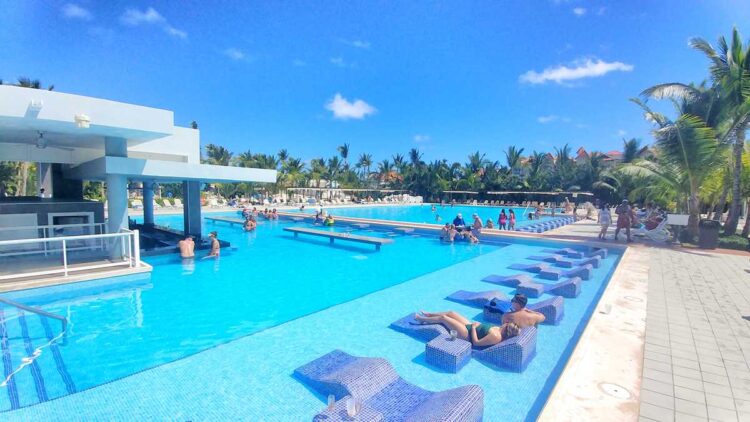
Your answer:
(104, 137), (128, 157)
(142, 181), (155, 227)
(37, 163), (53, 197)
(183, 181), (202, 239)
(106, 174), (129, 234)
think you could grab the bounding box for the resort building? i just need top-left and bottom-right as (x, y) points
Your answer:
(0, 85), (276, 284)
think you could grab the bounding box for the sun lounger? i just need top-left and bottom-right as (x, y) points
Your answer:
(546, 277), (582, 298)
(508, 262), (550, 273)
(130, 199), (143, 209)
(295, 350), (484, 422)
(389, 315), (537, 372)
(527, 254), (575, 268)
(446, 290), (508, 307)
(481, 274), (534, 287)
(172, 198), (183, 207)
(541, 248), (584, 259)
(586, 247), (608, 259)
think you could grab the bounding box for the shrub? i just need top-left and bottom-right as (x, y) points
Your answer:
(717, 234), (749, 251)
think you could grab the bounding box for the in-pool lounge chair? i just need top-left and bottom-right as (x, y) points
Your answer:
(295, 349), (484, 422)
(390, 314), (537, 372)
(447, 289), (565, 324)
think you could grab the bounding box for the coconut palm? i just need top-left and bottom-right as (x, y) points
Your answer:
(504, 146), (525, 173)
(16, 77), (54, 91)
(337, 143), (350, 169)
(622, 138), (641, 163)
(204, 144), (233, 166)
(278, 149), (289, 164)
(627, 99), (726, 238)
(356, 153), (373, 186)
(688, 27), (750, 234)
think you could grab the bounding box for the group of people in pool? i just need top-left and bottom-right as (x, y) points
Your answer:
(415, 293), (545, 347)
(313, 211), (335, 226)
(439, 209), (518, 243)
(241, 207), (280, 231)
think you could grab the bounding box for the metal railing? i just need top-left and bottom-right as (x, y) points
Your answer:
(0, 229), (141, 281)
(0, 297), (68, 332)
(0, 222), (108, 257)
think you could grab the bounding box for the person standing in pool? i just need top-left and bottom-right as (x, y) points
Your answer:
(508, 209), (516, 230)
(178, 235), (195, 259)
(498, 209), (507, 230)
(203, 231), (220, 259)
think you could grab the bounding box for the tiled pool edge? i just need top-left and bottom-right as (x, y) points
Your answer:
(538, 246), (648, 421)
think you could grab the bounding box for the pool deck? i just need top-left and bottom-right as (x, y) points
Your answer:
(542, 219), (750, 422)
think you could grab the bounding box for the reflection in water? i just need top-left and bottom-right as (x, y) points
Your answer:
(181, 257), (195, 275)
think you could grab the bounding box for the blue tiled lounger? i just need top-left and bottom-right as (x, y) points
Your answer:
(484, 296), (565, 325)
(482, 274), (534, 287)
(542, 248), (585, 259)
(446, 290), (509, 307)
(586, 248), (608, 259)
(508, 262), (550, 273)
(527, 254), (575, 268)
(295, 350), (484, 422)
(389, 315), (537, 372)
(546, 277), (582, 298)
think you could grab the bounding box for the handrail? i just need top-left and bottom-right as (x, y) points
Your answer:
(0, 297), (67, 332)
(0, 230), (131, 246)
(0, 222), (106, 233)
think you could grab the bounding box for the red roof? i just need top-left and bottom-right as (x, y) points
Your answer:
(605, 150), (623, 157)
(576, 147), (589, 159)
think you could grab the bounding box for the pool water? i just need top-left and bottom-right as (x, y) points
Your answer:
(0, 211), (621, 421)
(291, 203), (555, 227)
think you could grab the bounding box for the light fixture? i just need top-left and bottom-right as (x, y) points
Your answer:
(28, 99), (43, 112)
(74, 114), (90, 128)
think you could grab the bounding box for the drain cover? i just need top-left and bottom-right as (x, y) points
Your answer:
(599, 382), (631, 399)
(624, 296), (643, 302)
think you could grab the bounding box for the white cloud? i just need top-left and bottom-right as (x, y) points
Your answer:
(164, 25), (187, 39)
(413, 134), (431, 143)
(330, 56), (357, 68)
(62, 3), (92, 20)
(120, 7), (186, 39)
(325, 93), (376, 120)
(618, 129), (627, 136)
(292, 59), (307, 66)
(340, 39), (371, 49)
(573, 7), (586, 16)
(520, 58), (634, 85)
(121, 7), (164, 25)
(223, 48), (246, 61)
(537, 115), (559, 124)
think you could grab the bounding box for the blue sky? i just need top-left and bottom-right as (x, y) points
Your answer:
(2, 0), (750, 164)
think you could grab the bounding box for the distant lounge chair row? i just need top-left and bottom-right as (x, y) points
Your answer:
(128, 198), (183, 209)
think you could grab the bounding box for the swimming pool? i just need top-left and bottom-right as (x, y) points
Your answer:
(0, 211), (621, 421)
(291, 203), (555, 227)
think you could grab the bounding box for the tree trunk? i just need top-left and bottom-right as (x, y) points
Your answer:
(687, 193), (700, 239)
(712, 179), (730, 220)
(724, 129), (744, 235)
(742, 198), (750, 237)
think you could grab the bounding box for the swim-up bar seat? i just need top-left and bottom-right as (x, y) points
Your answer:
(294, 349), (484, 421)
(389, 314), (537, 372)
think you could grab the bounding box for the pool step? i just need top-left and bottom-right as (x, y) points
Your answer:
(0, 307), (76, 411)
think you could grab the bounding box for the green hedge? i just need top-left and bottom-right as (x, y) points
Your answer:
(718, 234), (749, 251)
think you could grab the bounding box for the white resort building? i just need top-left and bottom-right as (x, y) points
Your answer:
(0, 85), (275, 288)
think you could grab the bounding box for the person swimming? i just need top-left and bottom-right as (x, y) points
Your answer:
(324, 215), (335, 226)
(485, 219), (495, 229)
(415, 310), (519, 347)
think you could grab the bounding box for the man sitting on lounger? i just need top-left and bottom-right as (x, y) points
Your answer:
(415, 310), (520, 347)
(502, 294), (545, 328)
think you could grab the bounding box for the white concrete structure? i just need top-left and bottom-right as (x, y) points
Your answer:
(0, 85), (276, 238)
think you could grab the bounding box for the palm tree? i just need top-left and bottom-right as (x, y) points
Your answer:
(504, 146), (525, 173)
(16, 77), (54, 91)
(326, 156), (342, 185)
(622, 138), (641, 163)
(337, 143), (350, 169)
(408, 148), (423, 167)
(204, 144), (233, 166)
(278, 149), (289, 164)
(527, 151), (548, 190)
(356, 153), (373, 186)
(465, 151), (488, 175)
(553, 144), (574, 189)
(628, 99), (726, 238)
(689, 27), (750, 234)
